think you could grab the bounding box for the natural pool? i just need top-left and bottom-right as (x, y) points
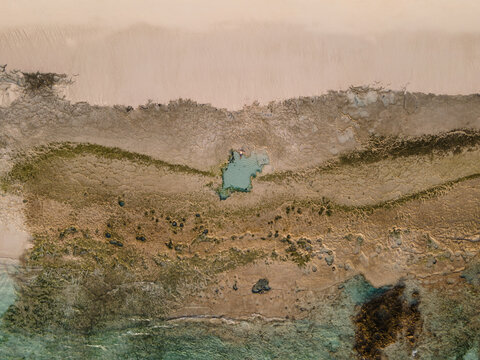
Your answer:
(218, 150), (269, 200)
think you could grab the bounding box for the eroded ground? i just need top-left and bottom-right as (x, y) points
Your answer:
(0, 70), (480, 359)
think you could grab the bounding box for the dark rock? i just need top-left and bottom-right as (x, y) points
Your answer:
(195, 213), (201, 217)
(172, 221), (177, 227)
(118, 200), (125, 207)
(461, 262), (480, 286)
(105, 232), (112, 238)
(180, 223), (184, 228)
(174, 245), (183, 252)
(252, 278), (271, 294)
(325, 255), (334, 266)
(203, 229), (209, 235)
(354, 285), (422, 358)
(136, 236), (146, 242)
(233, 282), (238, 291)
(109, 240), (123, 247)
(59, 226), (78, 239)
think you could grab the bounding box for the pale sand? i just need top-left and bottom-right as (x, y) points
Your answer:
(1, 1), (480, 109)
(0, 195), (30, 260)
(0, 224), (29, 260)
(2, 0), (480, 34)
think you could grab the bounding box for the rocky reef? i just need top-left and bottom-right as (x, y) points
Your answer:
(0, 69), (480, 359)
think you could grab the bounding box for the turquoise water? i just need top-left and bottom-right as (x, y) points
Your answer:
(0, 273), (365, 359)
(0, 275), (382, 359)
(340, 274), (390, 304)
(219, 151), (269, 200)
(0, 320), (353, 360)
(0, 260), (17, 317)
(1, 269), (479, 359)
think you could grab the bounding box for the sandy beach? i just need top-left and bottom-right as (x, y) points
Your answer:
(0, 194), (30, 260)
(1, 1), (480, 109)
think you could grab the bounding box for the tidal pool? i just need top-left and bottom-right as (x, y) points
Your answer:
(219, 150), (269, 200)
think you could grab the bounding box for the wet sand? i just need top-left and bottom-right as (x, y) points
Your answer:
(1, 0), (480, 109)
(0, 195), (30, 260)
(2, 26), (480, 109)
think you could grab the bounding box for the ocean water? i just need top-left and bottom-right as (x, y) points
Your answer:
(0, 274), (376, 359)
(0, 260), (17, 317)
(1, 267), (479, 359)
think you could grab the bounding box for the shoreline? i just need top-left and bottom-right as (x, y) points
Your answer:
(2, 25), (480, 109)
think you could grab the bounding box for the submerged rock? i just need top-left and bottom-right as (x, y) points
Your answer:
(325, 255), (334, 266)
(252, 278), (271, 294)
(354, 284), (422, 359)
(461, 262), (480, 286)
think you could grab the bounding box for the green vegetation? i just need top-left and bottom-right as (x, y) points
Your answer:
(285, 238), (313, 267)
(3, 227), (265, 333)
(2, 142), (214, 190)
(259, 129), (480, 182)
(339, 129), (480, 165)
(3, 138), (479, 218)
(280, 172), (480, 215)
(156, 248), (265, 295)
(337, 172), (480, 213)
(22, 72), (64, 92)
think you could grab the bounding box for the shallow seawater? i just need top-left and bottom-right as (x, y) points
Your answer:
(0, 314), (356, 359)
(0, 260), (17, 317)
(219, 150), (269, 200)
(0, 274), (370, 359)
(1, 270), (479, 359)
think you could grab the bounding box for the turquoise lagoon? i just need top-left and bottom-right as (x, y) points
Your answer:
(219, 150), (269, 200)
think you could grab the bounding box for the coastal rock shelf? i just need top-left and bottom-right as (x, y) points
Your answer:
(0, 69), (479, 359)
